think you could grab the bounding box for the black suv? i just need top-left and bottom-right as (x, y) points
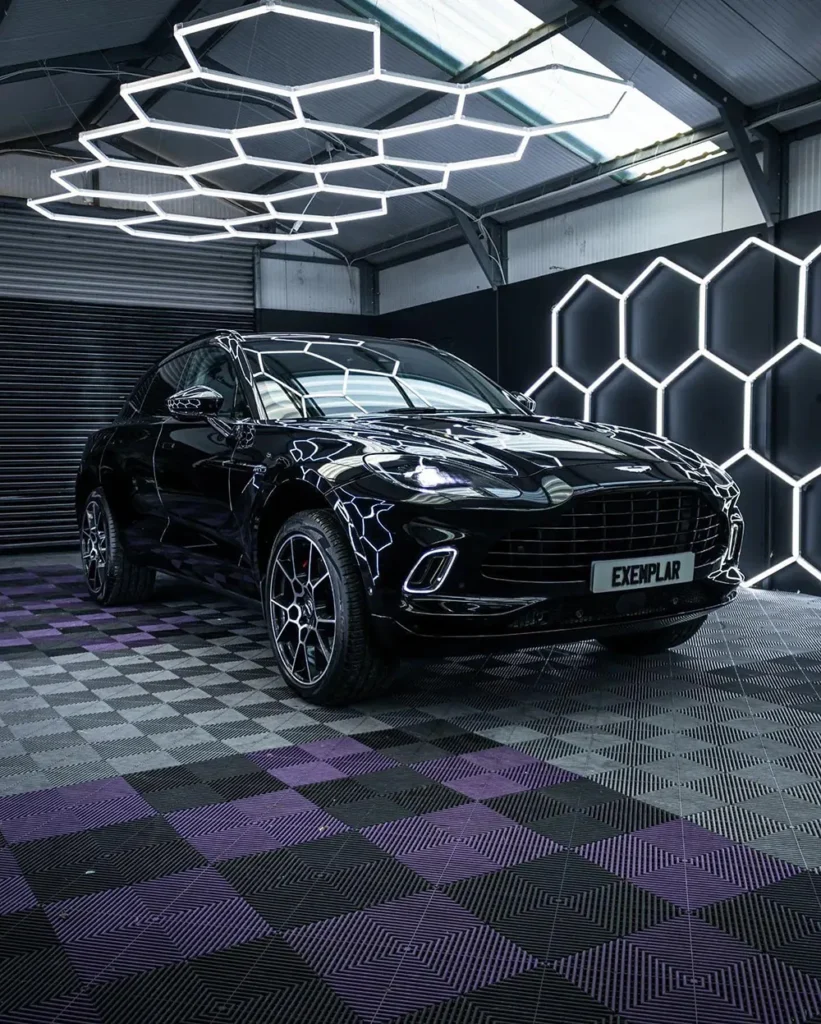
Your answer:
(77, 331), (743, 705)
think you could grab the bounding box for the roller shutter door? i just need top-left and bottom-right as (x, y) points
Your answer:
(0, 204), (256, 551)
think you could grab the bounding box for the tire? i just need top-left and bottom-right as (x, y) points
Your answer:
(79, 488), (156, 606)
(597, 615), (707, 655)
(263, 509), (394, 706)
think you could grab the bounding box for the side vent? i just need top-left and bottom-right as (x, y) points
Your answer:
(403, 547), (457, 594)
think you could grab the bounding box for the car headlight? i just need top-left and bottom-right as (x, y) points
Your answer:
(363, 454), (519, 500)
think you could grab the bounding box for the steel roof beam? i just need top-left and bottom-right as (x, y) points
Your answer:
(73, 0), (206, 131)
(0, 46), (152, 86)
(454, 209), (505, 289)
(570, 0), (781, 224)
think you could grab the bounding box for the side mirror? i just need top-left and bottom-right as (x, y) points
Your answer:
(511, 391), (536, 414)
(167, 385), (224, 421)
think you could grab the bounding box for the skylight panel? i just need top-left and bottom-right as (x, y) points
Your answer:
(369, 0), (719, 177)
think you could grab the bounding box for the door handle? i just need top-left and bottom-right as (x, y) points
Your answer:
(161, 442), (175, 450)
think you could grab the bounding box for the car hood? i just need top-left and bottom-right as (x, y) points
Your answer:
(332, 413), (685, 479)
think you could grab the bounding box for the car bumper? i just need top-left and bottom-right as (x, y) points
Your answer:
(371, 577), (737, 655)
(343, 482), (743, 656)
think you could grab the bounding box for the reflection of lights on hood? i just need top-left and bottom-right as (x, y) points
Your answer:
(467, 431), (618, 456)
(542, 476), (574, 507)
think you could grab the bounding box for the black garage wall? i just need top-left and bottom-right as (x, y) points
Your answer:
(0, 201), (255, 553)
(0, 299), (256, 551)
(381, 211), (821, 596)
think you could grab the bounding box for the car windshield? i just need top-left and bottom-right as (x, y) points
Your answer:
(243, 337), (522, 420)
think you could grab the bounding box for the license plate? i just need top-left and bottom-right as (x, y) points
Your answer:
(591, 552), (695, 593)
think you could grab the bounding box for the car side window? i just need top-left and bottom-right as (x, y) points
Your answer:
(184, 345), (251, 419)
(140, 354), (191, 417)
(118, 371), (154, 421)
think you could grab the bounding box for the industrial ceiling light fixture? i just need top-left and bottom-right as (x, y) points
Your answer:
(527, 237), (821, 590)
(28, 0), (629, 243)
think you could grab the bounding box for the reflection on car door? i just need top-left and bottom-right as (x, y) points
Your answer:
(107, 354), (191, 561)
(152, 342), (257, 589)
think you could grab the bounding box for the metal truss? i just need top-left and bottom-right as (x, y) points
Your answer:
(525, 237), (821, 589)
(27, 0), (628, 243)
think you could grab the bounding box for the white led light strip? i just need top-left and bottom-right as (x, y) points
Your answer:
(525, 236), (821, 589)
(27, 0), (629, 243)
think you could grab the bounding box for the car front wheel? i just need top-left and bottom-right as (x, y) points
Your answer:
(597, 615), (707, 655)
(264, 509), (394, 705)
(80, 488), (156, 605)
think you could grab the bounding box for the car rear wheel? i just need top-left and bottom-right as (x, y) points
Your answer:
(597, 615), (707, 655)
(80, 488), (156, 605)
(264, 509), (394, 706)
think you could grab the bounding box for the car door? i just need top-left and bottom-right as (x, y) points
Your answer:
(153, 342), (257, 586)
(104, 353), (192, 561)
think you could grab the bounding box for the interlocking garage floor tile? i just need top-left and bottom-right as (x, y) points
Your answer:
(1, 564), (821, 1022)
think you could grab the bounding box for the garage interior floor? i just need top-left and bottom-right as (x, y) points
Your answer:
(1, 560), (821, 1023)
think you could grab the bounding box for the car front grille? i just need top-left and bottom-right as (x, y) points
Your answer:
(483, 487), (726, 585)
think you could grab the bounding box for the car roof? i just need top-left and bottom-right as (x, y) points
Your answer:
(157, 331), (436, 368)
(240, 333), (435, 350)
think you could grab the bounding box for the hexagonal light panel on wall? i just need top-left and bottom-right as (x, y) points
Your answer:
(527, 238), (821, 590)
(28, 0), (629, 243)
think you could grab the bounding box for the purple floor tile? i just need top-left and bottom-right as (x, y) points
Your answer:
(46, 867), (273, 982)
(424, 802), (516, 835)
(249, 746), (315, 771)
(0, 874), (37, 915)
(578, 832), (679, 878)
(167, 788), (317, 839)
(0, 778), (155, 844)
(498, 762), (577, 791)
(631, 863), (745, 910)
(401, 841), (501, 883)
(636, 819), (735, 859)
(467, 825), (560, 868)
(167, 791), (348, 860)
(364, 803), (555, 881)
(286, 892), (535, 1022)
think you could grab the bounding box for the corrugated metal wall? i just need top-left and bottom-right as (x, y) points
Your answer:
(508, 161), (763, 283)
(257, 256), (361, 314)
(0, 200), (257, 551)
(376, 156), (799, 311)
(0, 201), (255, 311)
(380, 245), (491, 314)
(0, 300), (256, 552)
(789, 135), (821, 219)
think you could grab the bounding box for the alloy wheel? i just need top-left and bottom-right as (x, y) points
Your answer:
(270, 534), (337, 686)
(81, 498), (109, 595)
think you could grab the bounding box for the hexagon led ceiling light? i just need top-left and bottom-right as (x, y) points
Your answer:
(526, 237), (821, 590)
(28, 0), (630, 243)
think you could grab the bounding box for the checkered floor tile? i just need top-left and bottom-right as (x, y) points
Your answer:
(1, 562), (821, 1022)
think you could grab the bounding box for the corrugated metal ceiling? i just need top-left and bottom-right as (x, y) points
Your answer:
(0, 75), (104, 145)
(0, 0), (178, 65)
(563, 17), (717, 128)
(0, 0), (819, 263)
(619, 0), (821, 105)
